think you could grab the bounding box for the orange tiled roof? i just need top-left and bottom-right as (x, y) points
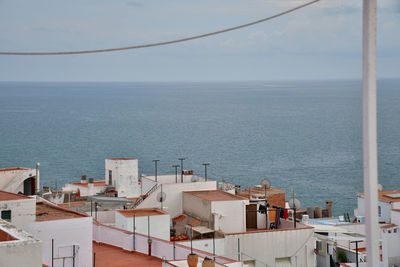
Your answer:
(0, 190), (32, 201)
(36, 202), (88, 221)
(380, 224), (398, 229)
(392, 209), (400, 212)
(117, 208), (168, 218)
(360, 190), (400, 203)
(184, 190), (248, 201)
(188, 218), (200, 226)
(0, 167), (29, 172)
(0, 229), (18, 242)
(172, 214), (187, 223)
(70, 180), (106, 187)
(93, 242), (161, 267)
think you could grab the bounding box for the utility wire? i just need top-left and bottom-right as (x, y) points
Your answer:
(0, 0), (318, 56)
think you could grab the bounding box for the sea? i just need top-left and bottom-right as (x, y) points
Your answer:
(1, 79), (399, 216)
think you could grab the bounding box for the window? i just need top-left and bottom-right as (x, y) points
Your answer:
(394, 228), (397, 233)
(1, 210), (11, 222)
(378, 206), (381, 217)
(108, 170), (112, 185)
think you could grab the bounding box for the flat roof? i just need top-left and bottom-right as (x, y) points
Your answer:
(117, 208), (168, 218)
(36, 202), (88, 222)
(0, 167), (29, 172)
(184, 190), (248, 201)
(107, 158), (136, 161)
(360, 190), (400, 203)
(93, 242), (162, 267)
(70, 180), (106, 187)
(0, 190), (32, 201)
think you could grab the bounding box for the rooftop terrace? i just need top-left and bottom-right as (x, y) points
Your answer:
(117, 208), (168, 217)
(0, 190), (32, 201)
(36, 202), (88, 221)
(184, 190), (248, 201)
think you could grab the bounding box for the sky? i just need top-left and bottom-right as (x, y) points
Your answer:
(0, 0), (399, 82)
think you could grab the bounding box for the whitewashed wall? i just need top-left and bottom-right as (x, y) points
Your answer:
(28, 217), (93, 267)
(105, 159), (140, 198)
(93, 222), (236, 265)
(0, 198), (36, 230)
(391, 210), (400, 225)
(382, 226), (400, 267)
(115, 211), (171, 241)
(211, 200), (247, 233)
(176, 238), (225, 257)
(0, 168), (38, 194)
(224, 227), (315, 267)
(138, 181), (217, 219)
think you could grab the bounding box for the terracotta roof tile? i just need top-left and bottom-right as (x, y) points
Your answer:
(0, 190), (32, 201)
(0, 167), (29, 172)
(93, 242), (162, 267)
(188, 218), (200, 226)
(172, 214), (187, 223)
(184, 190), (248, 201)
(70, 181), (106, 187)
(36, 202), (88, 221)
(117, 208), (168, 218)
(380, 224), (398, 229)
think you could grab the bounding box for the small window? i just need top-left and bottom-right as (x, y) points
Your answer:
(394, 229), (397, 233)
(378, 206), (381, 217)
(388, 230), (392, 234)
(108, 170), (112, 185)
(1, 210), (11, 222)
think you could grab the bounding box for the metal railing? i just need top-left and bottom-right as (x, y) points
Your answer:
(132, 184), (159, 209)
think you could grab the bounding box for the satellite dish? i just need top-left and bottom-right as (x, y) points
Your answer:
(260, 179), (271, 189)
(191, 176), (199, 182)
(288, 198), (302, 210)
(157, 191), (166, 203)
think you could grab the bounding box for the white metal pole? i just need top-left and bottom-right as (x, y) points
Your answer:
(362, 0), (380, 266)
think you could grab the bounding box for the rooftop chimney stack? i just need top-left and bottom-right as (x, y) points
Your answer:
(325, 200), (333, 217)
(81, 175), (87, 184)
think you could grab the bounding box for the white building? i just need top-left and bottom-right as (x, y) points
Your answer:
(138, 174), (217, 218)
(357, 190), (400, 223)
(0, 219), (42, 267)
(105, 158), (140, 198)
(115, 208), (170, 241)
(67, 178), (107, 197)
(0, 190), (36, 230)
(0, 167), (39, 195)
(182, 190), (249, 233)
(28, 200), (93, 267)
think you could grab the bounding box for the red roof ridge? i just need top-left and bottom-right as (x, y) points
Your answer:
(0, 190), (33, 201)
(0, 167), (30, 172)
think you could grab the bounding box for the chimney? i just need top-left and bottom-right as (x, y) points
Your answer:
(325, 200), (333, 217)
(81, 175), (87, 184)
(202, 257), (215, 267)
(88, 178), (94, 191)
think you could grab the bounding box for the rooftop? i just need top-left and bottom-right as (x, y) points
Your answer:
(117, 208), (168, 218)
(380, 223), (398, 229)
(184, 190), (248, 201)
(36, 202), (88, 221)
(107, 158), (136, 161)
(360, 190), (400, 203)
(0, 190), (32, 201)
(93, 242), (161, 267)
(0, 167), (29, 172)
(70, 180), (106, 187)
(0, 219), (40, 245)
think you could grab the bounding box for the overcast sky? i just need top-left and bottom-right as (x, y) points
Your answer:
(0, 0), (399, 82)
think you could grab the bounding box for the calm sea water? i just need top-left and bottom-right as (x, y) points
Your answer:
(1, 80), (400, 215)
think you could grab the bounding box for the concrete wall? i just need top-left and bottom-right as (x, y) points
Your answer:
(211, 201), (247, 233)
(105, 159), (140, 198)
(183, 193), (212, 226)
(115, 212), (171, 241)
(28, 217), (93, 267)
(224, 227), (315, 267)
(93, 222), (235, 265)
(0, 198), (36, 230)
(176, 238), (225, 257)
(0, 168), (38, 194)
(0, 238), (42, 267)
(142, 177), (158, 195)
(391, 210), (400, 225)
(67, 183), (106, 196)
(138, 181), (217, 219)
(382, 226), (400, 267)
(86, 210), (115, 225)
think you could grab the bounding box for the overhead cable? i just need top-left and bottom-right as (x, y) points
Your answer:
(0, 0), (318, 56)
